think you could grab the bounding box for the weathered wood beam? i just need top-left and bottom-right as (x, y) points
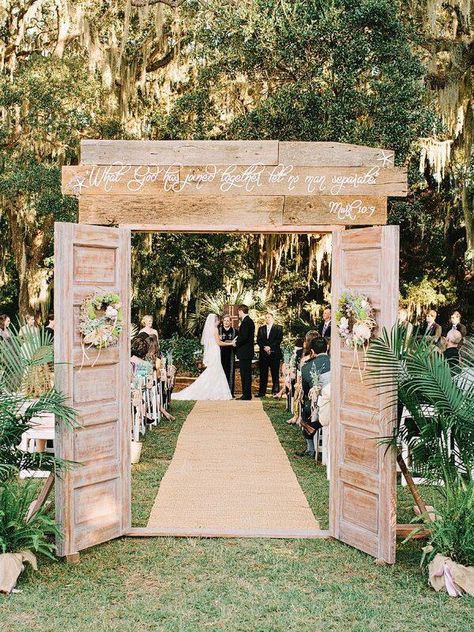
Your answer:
(62, 164), (406, 198)
(79, 194), (284, 227)
(396, 524), (430, 539)
(279, 141), (395, 168)
(80, 140), (280, 166)
(283, 196), (387, 225)
(78, 194), (387, 227)
(121, 224), (343, 234)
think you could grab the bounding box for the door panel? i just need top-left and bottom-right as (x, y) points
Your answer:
(54, 222), (131, 556)
(330, 226), (398, 563)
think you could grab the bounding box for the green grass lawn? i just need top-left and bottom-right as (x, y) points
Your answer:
(1, 399), (473, 632)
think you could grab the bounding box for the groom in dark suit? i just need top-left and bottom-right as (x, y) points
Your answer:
(234, 304), (255, 400)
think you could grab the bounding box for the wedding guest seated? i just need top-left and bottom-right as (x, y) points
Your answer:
(274, 337), (305, 401)
(300, 330), (320, 367)
(0, 314), (12, 343)
(296, 337), (330, 458)
(294, 337), (304, 365)
(44, 313), (55, 341)
(131, 336), (153, 383)
(444, 329), (462, 368)
(398, 308), (413, 339)
(139, 314), (159, 341)
(447, 311), (467, 341)
(131, 334), (174, 422)
(19, 314), (39, 339)
(423, 309), (442, 345)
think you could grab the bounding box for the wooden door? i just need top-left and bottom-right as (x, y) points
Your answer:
(54, 222), (131, 557)
(330, 226), (399, 563)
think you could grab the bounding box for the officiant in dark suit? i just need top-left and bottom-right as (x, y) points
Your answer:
(256, 312), (283, 397)
(218, 314), (237, 395)
(234, 304), (255, 400)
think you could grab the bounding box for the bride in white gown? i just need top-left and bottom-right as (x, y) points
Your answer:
(172, 313), (234, 401)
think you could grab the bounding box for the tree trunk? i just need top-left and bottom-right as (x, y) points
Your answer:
(7, 203), (54, 320)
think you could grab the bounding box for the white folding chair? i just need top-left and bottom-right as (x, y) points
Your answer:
(19, 413), (55, 479)
(400, 405), (447, 486)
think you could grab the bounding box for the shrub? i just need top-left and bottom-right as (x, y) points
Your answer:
(0, 481), (59, 558)
(422, 481), (474, 568)
(160, 335), (203, 376)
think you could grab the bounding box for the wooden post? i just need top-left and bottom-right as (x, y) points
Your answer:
(396, 452), (432, 522)
(26, 473), (55, 522)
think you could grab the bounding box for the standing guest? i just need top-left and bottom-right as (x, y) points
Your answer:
(296, 337), (331, 458)
(448, 311), (467, 340)
(218, 314), (237, 396)
(423, 310), (442, 344)
(0, 314), (12, 343)
(256, 312), (283, 397)
(233, 304), (255, 400)
(444, 329), (462, 368)
(318, 307), (332, 340)
(398, 308), (413, 339)
(19, 314), (39, 339)
(44, 313), (55, 341)
(139, 315), (159, 341)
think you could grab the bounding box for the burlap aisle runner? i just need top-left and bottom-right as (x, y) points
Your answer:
(147, 400), (320, 537)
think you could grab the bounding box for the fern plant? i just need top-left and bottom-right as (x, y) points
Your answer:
(422, 481), (474, 568)
(0, 481), (59, 558)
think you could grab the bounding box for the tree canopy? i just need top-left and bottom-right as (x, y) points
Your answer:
(0, 0), (472, 331)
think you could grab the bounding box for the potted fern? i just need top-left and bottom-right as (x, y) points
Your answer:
(0, 326), (75, 593)
(366, 325), (474, 596)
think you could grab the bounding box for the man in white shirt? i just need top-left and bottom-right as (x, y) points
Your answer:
(318, 307), (331, 339)
(256, 312), (283, 397)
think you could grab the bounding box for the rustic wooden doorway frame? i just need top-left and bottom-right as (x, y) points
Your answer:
(57, 139), (405, 563)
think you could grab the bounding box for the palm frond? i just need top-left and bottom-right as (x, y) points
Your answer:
(366, 325), (474, 487)
(0, 325), (53, 395)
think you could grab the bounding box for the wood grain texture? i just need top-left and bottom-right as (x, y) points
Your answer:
(79, 140), (396, 169)
(79, 195), (387, 228)
(329, 226), (398, 564)
(283, 196), (387, 225)
(79, 194), (285, 227)
(120, 223), (342, 234)
(62, 165), (180, 196)
(178, 165), (406, 197)
(278, 142), (395, 168)
(54, 222), (131, 557)
(80, 140), (279, 166)
(63, 164), (406, 198)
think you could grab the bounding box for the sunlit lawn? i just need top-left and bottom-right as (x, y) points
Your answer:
(1, 399), (473, 632)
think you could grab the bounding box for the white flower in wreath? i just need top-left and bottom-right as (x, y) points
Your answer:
(339, 316), (349, 330)
(360, 299), (369, 309)
(105, 305), (118, 319)
(353, 322), (371, 341)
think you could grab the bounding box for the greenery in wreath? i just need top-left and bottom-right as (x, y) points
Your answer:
(336, 291), (376, 349)
(79, 292), (123, 349)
